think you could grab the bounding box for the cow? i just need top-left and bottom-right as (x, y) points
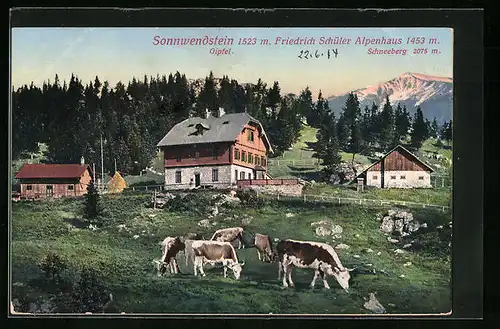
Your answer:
(210, 227), (245, 249)
(191, 240), (246, 280)
(253, 233), (275, 262)
(182, 233), (205, 268)
(156, 236), (186, 275)
(276, 239), (354, 291)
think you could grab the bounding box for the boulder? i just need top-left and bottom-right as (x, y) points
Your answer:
(335, 243), (350, 250)
(315, 226), (332, 237)
(285, 213), (295, 218)
(198, 219), (211, 228)
(407, 221), (421, 233)
(331, 225), (343, 235)
(393, 219), (404, 235)
(387, 237), (399, 243)
(363, 248), (374, 253)
(379, 209), (420, 236)
(329, 163), (358, 185)
(241, 216), (253, 226)
(380, 217), (395, 233)
(363, 293), (386, 314)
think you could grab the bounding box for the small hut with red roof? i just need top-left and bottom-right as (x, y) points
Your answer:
(15, 163), (92, 200)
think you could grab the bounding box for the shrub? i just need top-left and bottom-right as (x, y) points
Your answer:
(66, 268), (112, 313)
(39, 252), (67, 284)
(235, 189), (263, 207)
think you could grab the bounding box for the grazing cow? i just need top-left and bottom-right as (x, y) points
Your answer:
(254, 233), (274, 262)
(276, 239), (354, 291)
(210, 227), (245, 249)
(157, 236), (185, 275)
(191, 240), (246, 279)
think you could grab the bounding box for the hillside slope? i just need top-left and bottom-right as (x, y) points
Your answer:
(11, 191), (451, 314)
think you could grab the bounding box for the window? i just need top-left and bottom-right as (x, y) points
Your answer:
(195, 150), (200, 160)
(240, 171), (245, 180)
(372, 175), (378, 180)
(235, 170), (238, 180)
(256, 156), (260, 166)
(212, 147), (218, 160)
(175, 171), (182, 184)
(390, 176), (396, 180)
(234, 148), (240, 160)
(248, 129), (254, 142)
(261, 156), (266, 167)
(176, 152), (181, 162)
(400, 175), (406, 180)
(248, 153), (253, 164)
(248, 173), (252, 179)
(418, 176), (424, 180)
(242, 151), (247, 162)
(26, 185), (32, 190)
(212, 168), (219, 182)
(46, 185), (53, 196)
(68, 185), (74, 191)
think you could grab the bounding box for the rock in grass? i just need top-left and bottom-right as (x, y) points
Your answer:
(335, 243), (350, 250)
(403, 262), (412, 267)
(363, 293), (386, 314)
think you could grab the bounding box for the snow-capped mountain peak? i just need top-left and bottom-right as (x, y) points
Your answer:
(327, 72), (453, 124)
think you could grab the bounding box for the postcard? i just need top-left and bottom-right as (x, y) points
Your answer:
(10, 22), (455, 316)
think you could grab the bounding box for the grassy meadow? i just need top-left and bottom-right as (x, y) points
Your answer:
(11, 190), (452, 314)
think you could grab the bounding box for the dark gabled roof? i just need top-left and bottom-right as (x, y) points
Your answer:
(348, 145), (435, 184)
(15, 164), (90, 179)
(157, 112), (273, 153)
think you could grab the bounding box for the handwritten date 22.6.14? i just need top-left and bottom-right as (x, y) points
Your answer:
(298, 49), (339, 59)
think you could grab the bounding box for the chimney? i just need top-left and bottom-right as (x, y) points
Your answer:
(80, 156), (85, 165)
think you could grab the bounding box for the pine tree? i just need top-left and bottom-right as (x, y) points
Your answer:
(410, 107), (428, 149)
(441, 120), (452, 145)
(298, 87), (314, 126)
(84, 181), (102, 223)
(313, 106), (341, 181)
(378, 96), (396, 151)
(430, 117), (439, 139)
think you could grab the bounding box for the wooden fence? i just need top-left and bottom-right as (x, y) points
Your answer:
(236, 178), (301, 187)
(267, 159), (321, 167)
(121, 184), (450, 212)
(257, 192), (450, 212)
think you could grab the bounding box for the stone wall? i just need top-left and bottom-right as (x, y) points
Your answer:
(244, 183), (305, 196)
(366, 170), (431, 188)
(164, 165), (233, 190)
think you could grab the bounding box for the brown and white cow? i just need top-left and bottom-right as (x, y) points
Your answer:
(254, 233), (274, 262)
(191, 240), (245, 279)
(276, 239), (354, 291)
(210, 227), (245, 249)
(156, 236), (186, 275)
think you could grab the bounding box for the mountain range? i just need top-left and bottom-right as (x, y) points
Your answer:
(326, 72), (453, 124)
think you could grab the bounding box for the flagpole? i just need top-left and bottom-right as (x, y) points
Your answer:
(101, 135), (104, 192)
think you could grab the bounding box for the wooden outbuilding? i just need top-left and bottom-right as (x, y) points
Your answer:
(352, 145), (435, 188)
(15, 164), (92, 200)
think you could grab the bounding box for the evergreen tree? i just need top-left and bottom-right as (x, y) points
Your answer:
(430, 117), (439, 139)
(83, 181), (102, 223)
(410, 107), (428, 149)
(297, 87), (314, 126)
(198, 71), (219, 117)
(313, 105), (341, 181)
(440, 120), (452, 145)
(378, 96), (396, 151)
(393, 103), (411, 145)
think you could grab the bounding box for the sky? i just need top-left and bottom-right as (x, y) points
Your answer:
(11, 27), (453, 98)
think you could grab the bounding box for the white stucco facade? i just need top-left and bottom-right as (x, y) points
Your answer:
(366, 170), (432, 188)
(164, 164), (258, 190)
